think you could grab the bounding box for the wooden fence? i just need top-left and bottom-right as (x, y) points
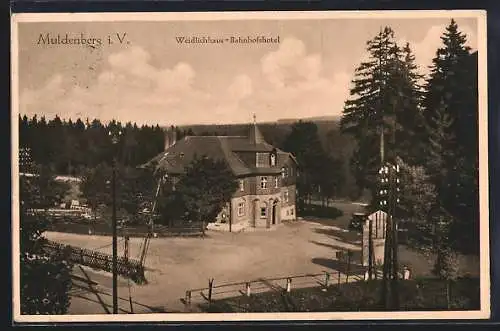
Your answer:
(43, 240), (146, 284)
(182, 268), (385, 311)
(46, 218), (205, 238)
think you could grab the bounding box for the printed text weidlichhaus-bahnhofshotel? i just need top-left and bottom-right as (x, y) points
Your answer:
(175, 35), (280, 44)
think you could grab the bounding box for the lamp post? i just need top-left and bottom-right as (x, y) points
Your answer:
(109, 128), (122, 314)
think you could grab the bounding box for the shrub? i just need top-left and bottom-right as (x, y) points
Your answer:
(298, 205), (343, 219)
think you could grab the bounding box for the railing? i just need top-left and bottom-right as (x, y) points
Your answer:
(182, 269), (385, 311)
(43, 240), (146, 284)
(46, 219), (205, 238)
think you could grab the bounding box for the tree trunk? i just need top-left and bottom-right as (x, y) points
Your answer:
(446, 279), (451, 309)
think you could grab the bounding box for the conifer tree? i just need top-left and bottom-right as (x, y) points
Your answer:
(282, 121), (325, 204)
(341, 27), (423, 199)
(394, 43), (426, 165)
(422, 19), (478, 253)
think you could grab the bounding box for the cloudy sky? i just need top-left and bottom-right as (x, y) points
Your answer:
(16, 14), (478, 126)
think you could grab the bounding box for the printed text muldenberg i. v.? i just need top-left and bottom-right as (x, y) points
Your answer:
(37, 33), (129, 46)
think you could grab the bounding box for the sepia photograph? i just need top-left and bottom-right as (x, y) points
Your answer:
(11, 10), (489, 322)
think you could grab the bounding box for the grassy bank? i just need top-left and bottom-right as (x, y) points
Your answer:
(298, 204), (344, 219)
(202, 277), (479, 312)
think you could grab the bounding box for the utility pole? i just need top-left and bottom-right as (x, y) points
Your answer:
(368, 217), (374, 280)
(389, 101), (400, 309)
(391, 163), (400, 309)
(379, 164), (392, 309)
(378, 161), (401, 310)
(112, 157), (118, 314)
(109, 128), (122, 314)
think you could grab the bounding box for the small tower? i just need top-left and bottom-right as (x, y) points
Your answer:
(248, 113), (265, 145)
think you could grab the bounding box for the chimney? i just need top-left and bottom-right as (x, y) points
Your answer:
(164, 126), (178, 151)
(172, 127), (177, 146)
(164, 129), (171, 151)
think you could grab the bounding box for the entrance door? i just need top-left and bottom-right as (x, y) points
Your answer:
(252, 199), (258, 227)
(272, 204), (277, 225)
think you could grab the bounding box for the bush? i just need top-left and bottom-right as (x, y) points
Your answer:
(204, 277), (480, 312)
(298, 204), (343, 219)
(20, 248), (73, 314)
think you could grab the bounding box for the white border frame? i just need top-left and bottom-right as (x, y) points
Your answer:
(11, 9), (490, 323)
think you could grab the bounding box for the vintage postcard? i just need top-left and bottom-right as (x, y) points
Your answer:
(11, 10), (489, 322)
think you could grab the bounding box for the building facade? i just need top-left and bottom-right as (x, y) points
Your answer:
(147, 122), (298, 230)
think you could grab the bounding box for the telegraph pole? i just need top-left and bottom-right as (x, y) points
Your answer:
(378, 161), (401, 309)
(112, 156), (118, 314)
(109, 128), (122, 314)
(379, 164), (392, 309)
(390, 103), (400, 309)
(391, 163), (401, 309)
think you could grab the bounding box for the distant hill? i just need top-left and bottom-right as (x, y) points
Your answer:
(162, 115), (341, 130)
(276, 115), (341, 124)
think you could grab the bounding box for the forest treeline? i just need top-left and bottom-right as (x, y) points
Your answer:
(18, 116), (361, 199)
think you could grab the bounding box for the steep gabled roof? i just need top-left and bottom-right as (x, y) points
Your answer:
(144, 124), (297, 177)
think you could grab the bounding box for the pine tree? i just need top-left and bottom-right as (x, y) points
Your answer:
(282, 121), (325, 204)
(394, 43), (426, 165)
(422, 19), (478, 253)
(341, 27), (423, 198)
(397, 161), (438, 254)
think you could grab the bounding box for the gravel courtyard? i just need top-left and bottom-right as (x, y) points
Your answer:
(45, 202), (479, 314)
(47, 217), (362, 313)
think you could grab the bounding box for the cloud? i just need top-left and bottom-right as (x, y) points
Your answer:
(399, 23), (477, 75)
(21, 39), (351, 125)
(20, 46), (251, 125)
(261, 38), (322, 88)
(228, 74), (253, 100)
(247, 37), (350, 121)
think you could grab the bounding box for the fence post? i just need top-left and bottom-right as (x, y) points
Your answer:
(346, 250), (352, 283)
(286, 278), (292, 293)
(246, 282), (251, 297)
(185, 290), (191, 308)
(208, 278), (214, 304)
(403, 266), (411, 280)
(324, 272), (330, 289)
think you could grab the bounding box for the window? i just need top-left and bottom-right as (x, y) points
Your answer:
(284, 190), (289, 203)
(274, 177), (279, 188)
(281, 167), (287, 178)
(239, 179), (244, 192)
(256, 153), (269, 167)
(291, 209), (294, 216)
(270, 153), (276, 166)
(238, 201), (245, 217)
(260, 201), (268, 219)
(260, 176), (268, 189)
